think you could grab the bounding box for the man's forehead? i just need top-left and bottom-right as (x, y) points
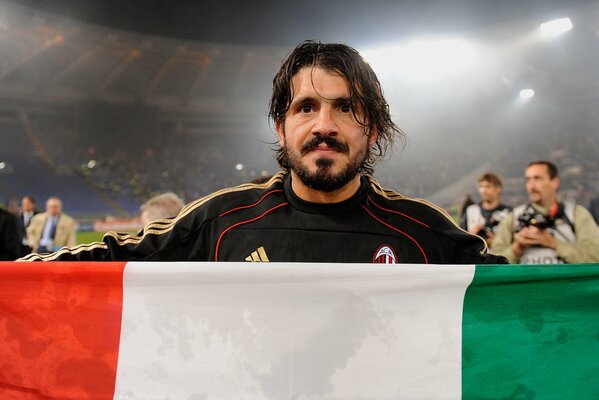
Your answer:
(289, 67), (349, 99)
(525, 165), (550, 178)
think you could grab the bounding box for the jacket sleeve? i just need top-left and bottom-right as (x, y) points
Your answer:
(423, 203), (508, 264)
(66, 218), (77, 247)
(18, 204), (211, 262)
(26, 215), (42, 252)
(555, 205), (599, 263)
(490, 213), (518, 263)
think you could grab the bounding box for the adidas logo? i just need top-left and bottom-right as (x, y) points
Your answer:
(245, 246), (270, 262)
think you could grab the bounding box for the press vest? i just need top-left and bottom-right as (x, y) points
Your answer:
(512, 202), (576, 264)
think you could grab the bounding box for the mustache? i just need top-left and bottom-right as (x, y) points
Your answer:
(300, 136), (349, 155)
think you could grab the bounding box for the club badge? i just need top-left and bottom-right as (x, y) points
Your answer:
(373, 244), (397, 264)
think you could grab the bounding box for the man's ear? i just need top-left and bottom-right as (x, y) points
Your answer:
(552, 176), (560, 192)
(368, 127), (378, 147)
(275, 119), (285, 145)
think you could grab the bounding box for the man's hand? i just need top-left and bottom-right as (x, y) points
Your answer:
(485, 231), (495, 247)
(468, 224), (484, 235)
(512, 226), (558, 257)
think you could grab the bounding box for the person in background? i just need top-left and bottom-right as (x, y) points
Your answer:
(16, 195), (39, 257)
(27, 197), (77, 254)
(460, 172), (511, 247)
(0, 203), (19, 260)
(140, 192), (185, 226)
(492, 161), (599, 264)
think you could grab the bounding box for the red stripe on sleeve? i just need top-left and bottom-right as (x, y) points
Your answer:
(0, 261), (126, 400)
(367, 195), (430, 228)
(215, 203), (288, 261)
(218, 189), (284, 217)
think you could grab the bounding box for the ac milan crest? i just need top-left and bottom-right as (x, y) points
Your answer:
(373, 244), (398, 264)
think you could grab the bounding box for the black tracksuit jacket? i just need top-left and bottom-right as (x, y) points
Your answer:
(21, 172), (506, 264)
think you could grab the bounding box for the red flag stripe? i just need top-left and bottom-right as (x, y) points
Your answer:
(0, 262), (126, 400)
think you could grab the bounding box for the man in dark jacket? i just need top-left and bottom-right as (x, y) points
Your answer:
(16, 195), (39, 257)
(20, 41), (506, 264)
(0, 205), (19, 260)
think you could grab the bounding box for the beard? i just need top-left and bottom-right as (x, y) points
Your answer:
(282, 135), (369, 192)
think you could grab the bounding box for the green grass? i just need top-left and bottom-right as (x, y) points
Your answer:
(76, 231), (139, 245)
(76, 231), (106, 244)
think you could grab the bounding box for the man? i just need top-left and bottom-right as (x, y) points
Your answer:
(27, 197), (77, 254)
(0, 204), (19, 260)
(140, 192), (185, 226)
(20, 41), (505, 263)
(460, 173), (511, 246)
(492, 161), (599, 264)
(16, 196), (39, 257)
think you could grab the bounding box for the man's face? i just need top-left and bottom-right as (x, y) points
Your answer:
(46, 199), (62, 217)
(21, 197), (34, 212)
(525, 164), (559, 206)
(478, 180), (501, 203)
(276, 67), (377, 192)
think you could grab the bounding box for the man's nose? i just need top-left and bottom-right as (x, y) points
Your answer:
(311, 107), (338, 136)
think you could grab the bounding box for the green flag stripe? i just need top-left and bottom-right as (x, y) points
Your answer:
(462, 264), (599, 399)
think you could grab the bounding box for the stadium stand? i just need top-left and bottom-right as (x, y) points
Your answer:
(0, 116), (115, 216)
(0, 1), (597, 224)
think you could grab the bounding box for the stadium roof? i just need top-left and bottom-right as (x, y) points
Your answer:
(11, 0), (599, 46)
(1, 0), (598, 119)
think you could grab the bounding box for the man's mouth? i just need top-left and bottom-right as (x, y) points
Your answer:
(300, 136), (349, 155)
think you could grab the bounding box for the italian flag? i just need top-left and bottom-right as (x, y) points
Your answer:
(1, 262), (598, 399)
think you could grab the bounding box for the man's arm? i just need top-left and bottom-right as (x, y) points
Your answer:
(19, 207), (208, 262)
(555, 205), (599, 263)
(423, 204), (508, 264)
(490, 213), (518, 264)
(0, 212), (20, 260)
(66, 217), (77, 247)
(26, 216), (42, 253)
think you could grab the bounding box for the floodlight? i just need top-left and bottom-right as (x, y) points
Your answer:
(519, 89), (535, 99)
(540, 17), (573, 37)
(361, 37), (476, 82)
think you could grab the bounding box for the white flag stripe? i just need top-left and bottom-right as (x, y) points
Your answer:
(114, 263), (475, 400)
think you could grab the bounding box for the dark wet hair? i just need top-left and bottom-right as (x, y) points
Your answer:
(268, 40), (405, 175)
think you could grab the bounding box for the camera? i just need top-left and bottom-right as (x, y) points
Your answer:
(476, 217), (500, 239)
(515, 206), (555, 232)
(476, 209), (510, 239)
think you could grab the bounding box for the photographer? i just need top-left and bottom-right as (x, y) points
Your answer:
(492, 161), (599, 264)
(460, 172), (511, 247)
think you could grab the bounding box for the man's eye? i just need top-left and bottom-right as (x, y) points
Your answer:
(301, 105), (313, 113)
(340, 103), (351, 113)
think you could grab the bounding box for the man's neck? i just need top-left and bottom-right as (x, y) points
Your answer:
(481, 199), (500, 210)
(533, 196), (559, 213)
(290, 172), (362, 204)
